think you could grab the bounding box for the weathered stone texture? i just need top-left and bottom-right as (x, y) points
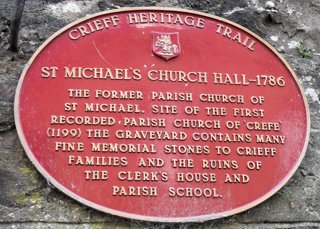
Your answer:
(0, 0), (319, 228)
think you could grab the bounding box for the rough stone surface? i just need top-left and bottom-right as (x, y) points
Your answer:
(0, 0), (319, 227)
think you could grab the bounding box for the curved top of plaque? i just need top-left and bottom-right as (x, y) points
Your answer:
(15, 8), (310, 222)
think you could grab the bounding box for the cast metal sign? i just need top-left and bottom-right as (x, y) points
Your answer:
(15, 8), (309, 222)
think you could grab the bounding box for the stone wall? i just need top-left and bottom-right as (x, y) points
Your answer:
(0, 0), (319, 228)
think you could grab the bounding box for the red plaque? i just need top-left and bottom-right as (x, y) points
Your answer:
(15, 8), (310, 222)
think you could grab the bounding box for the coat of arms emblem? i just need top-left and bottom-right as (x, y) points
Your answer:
(152, 32), (180, 60)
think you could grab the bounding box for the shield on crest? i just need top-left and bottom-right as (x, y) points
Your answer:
(152, 32), (180, 60)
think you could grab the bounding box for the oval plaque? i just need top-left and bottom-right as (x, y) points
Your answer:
(15, 8), (309, 222)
